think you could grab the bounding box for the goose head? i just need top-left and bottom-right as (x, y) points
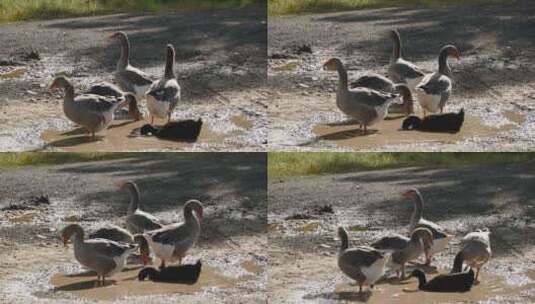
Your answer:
(108, 31), (128, 42)
(441, 45), (461, 60)
(411, 227), (434, 251)
(60, 224), (84, 248)
(134, 234), (151, 265)
(395, 84), (414, 115)
(49, 76), (71, 91)
(401, 188), (421, 200)
(124, 93), (143, 121)
(184, 199), (204, 223)
(322, 58), (343, 71)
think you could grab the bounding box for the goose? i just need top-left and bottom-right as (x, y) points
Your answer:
(62, 225), (151, 266)
(323, 58), (398, 134)
(416, 45), (460, 116)
(140, 200), (203, 269)
(410, 268), (475, 292)
(337, 227), (388, 293)
(140, 119), (203, 142)
(388, 228), (433, 279)
(146, 44), (181, 124)
(84, 82), (143, 121)
(388, 30), (425, 92)
(402, 188), (453, 265)
(61, 224), (138, 286)
(49, 76), (134, 139)
(451, 229), (491, 284)
(109, 32), (155, 99)
(119, 181), (163, 234)
(138, 260), (202, 284)
(402, 108), (464, 133)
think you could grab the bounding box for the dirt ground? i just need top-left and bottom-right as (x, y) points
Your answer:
(268, 1), (535, 151)
(268, 161), (535, 303)
(0, 5), (268, 152)
(0, 154), (267, 303)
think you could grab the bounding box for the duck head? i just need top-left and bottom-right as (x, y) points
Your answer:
(138, 267), (158, 281)
(401, 116), (421, 131)
(140, 124), (159, 136)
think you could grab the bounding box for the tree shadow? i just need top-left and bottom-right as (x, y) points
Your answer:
(40, 6), (267, 100)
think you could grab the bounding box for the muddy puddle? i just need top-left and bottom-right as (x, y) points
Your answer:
(39, 115), (255, 151)
(306, 270), (535, 303)
(310, 113), (523, 149)
(49, 260), (261, 301)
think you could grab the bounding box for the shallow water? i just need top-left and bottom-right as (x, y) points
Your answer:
(41, 118), (223, 152)
(49, 264), (247, 301)
(305, 270), (535, 303)
(311, 113), (522, 149)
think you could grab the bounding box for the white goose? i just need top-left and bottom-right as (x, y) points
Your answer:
(337, 227), (387, 293)
(140, 200), (203, 268)
(61, 224), (137, 286)
(416, 45), (460, 116)
(146, 44), (181, 124)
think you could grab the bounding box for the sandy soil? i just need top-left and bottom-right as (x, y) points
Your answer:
(0, 5), (267, 152)
(268, 161), (535, 303)
(268, 1), (535, 151)
(0, 154), (268, 303)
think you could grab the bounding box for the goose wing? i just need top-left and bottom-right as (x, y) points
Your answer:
(371, 234), (410, 251)
(85, 238), (136, 258)
(349, 88), (396, 108)
(341, 246), (384, 267)
(350, 74), (394, 92)
(416, 219), (449, 239)
(120, 67), (155, 87)
(417, 74), (451, 95)
(391, 59), (425, 81)
(74, 94), (122, 113)
(128, 210), (163, 232)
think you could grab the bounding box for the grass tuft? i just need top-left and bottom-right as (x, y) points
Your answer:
(0, 0), (263, 23)
(268, 152), (535, 179)
(268, 0), (516, 16)
(0, 152), (131, 168)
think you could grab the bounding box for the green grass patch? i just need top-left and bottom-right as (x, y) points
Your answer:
(0, 152), (133, 168)
(268, 0), (515, 16)
(0, 0), (263, 23)
(268, 152), (535, 179)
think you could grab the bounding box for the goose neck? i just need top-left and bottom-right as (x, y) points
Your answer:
(117, 36), (130, 70)
(410, 193), (424, 229)
(391, 32), (402, 63)
(438, 50), (452, 75)
(126, 183), (141, 215)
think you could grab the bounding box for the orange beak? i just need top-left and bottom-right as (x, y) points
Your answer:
(108, 33), (117, 39)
